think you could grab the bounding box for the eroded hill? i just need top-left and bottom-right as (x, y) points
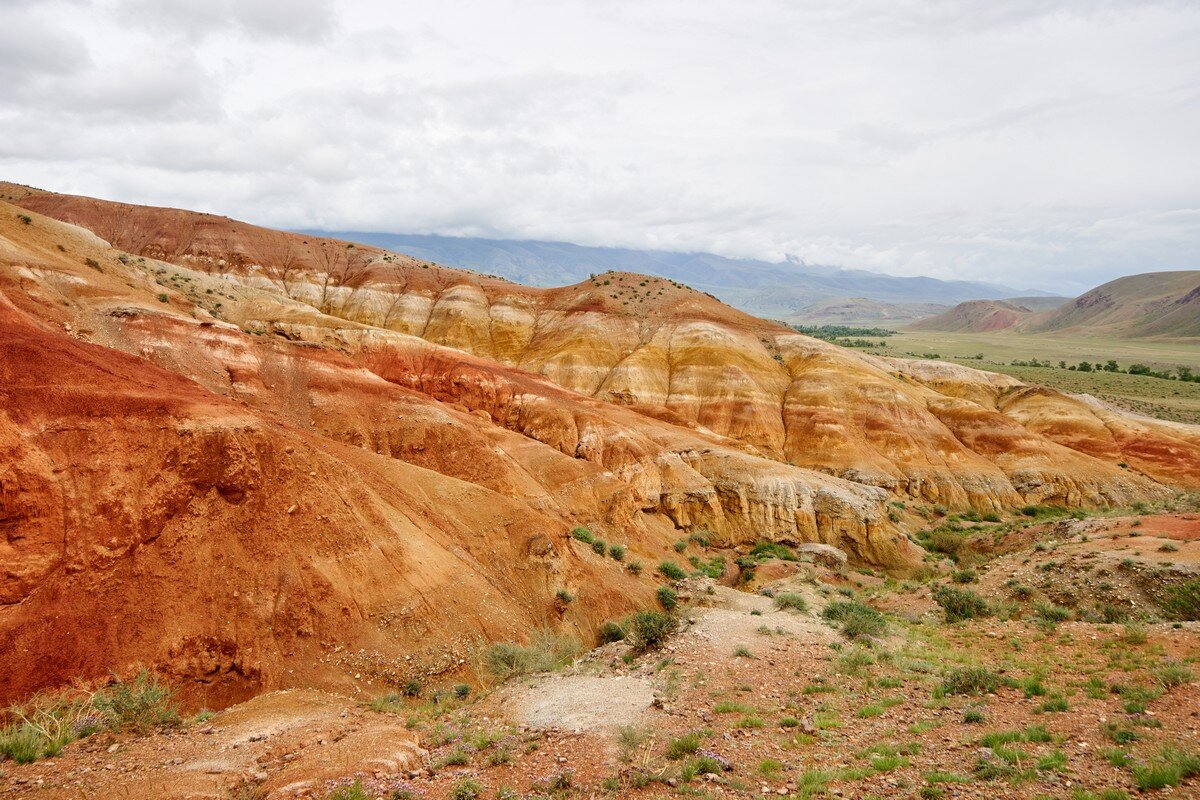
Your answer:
(2, 183), (1200, 711)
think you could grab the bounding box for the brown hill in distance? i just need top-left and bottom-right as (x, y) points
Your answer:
(1033, 270), (1200, 338)
(907, 299), (1041, 333)
(4, 182), (1200, 709)
(786, 296), (947, 325)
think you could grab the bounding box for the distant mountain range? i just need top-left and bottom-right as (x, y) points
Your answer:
(309, 231), (1049, 318)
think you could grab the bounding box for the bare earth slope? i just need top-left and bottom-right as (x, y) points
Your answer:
(907, 299), (1041, 333)
(1033, 270), (1200, 338)
(4, 184), (1200, 710)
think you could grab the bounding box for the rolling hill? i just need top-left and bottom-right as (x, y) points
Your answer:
(908, 299), (1043, 333)
(1033, 271), (1200, 338)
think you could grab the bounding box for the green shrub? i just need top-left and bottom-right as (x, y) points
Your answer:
(626, 610), (677, 652)
(591, 539), (607, 556)
(773, 592), (808, 613)
(571, 527), (594, 544)
(940, 667), (1005, 696)
(609, 544), (625, 561)
(657, 585), (678, 611)
(598, 620), (626, 644)
(932, 584), (990, 623)
(821, 600), (886, 639)
(453, 684), (470, 699)
(951, 568), (977, 584)
(658, 561), (687, 580)
(1162, 578), (1200, 620)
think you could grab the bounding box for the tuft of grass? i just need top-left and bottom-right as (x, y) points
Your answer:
(0, 670), (177, 764)
(666, 732), (702, 760)
(483, 630), (581, 680)
(656, 585), (678, 611)
(939, 667), (1006, 696)
(1153, 661), (1195, 688)
(571, 527), (594, 544)
(821, 600), (886, 639)
(774, 592), (809, 613)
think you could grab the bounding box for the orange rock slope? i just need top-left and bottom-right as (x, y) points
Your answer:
(2, 183), (1198, 708)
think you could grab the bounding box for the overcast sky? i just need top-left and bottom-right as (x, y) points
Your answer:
(2, 1), (1198, 292)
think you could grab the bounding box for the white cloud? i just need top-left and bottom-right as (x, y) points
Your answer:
(0, 0), (1197, 292)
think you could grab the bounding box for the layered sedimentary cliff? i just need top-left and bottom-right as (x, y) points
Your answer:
(2, 183), (1197, 707)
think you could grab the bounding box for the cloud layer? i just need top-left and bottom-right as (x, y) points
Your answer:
(1, 0), (1197, 292)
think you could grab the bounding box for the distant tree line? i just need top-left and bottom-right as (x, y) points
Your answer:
(1009, 358), (1198, 382)
(791, 325), (896, 348)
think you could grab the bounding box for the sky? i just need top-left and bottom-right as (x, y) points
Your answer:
(1, 1), (1198, 293)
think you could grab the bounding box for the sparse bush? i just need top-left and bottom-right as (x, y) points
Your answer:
(1121, 622), (1148, 645)
(626, 609), (677, 652)
(1033, 601), (1072, 626)
(453, 683), (470, 699)
(571, 527), (594, 544)
(450, 778), (484, 800)
(1153, 661), (1195, 688)
(555, 589), (574, 604)
(951, 568), (977, 584)
(932, 584), (990, 623)
(609, 544), (625, 561)
(821, 600), (886, 639)
(658, 561), (687, 580)
(773, 592), (808, 613)
(939, 667), (1005, 696)
(17, 214), (32, 224)
(91, 670), (179, 732)
(591, 539), (607, 556)
(599, 620), (626, 644)
(0, 670), (177, 764)
(656, 585), (678, 611)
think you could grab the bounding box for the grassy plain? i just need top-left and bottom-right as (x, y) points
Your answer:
(874, 330), (1200, 425)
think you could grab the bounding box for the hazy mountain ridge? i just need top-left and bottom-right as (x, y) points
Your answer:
(312, 230), (1037, 314)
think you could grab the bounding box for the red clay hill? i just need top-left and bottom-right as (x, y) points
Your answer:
(3, 182), (1200, 708)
